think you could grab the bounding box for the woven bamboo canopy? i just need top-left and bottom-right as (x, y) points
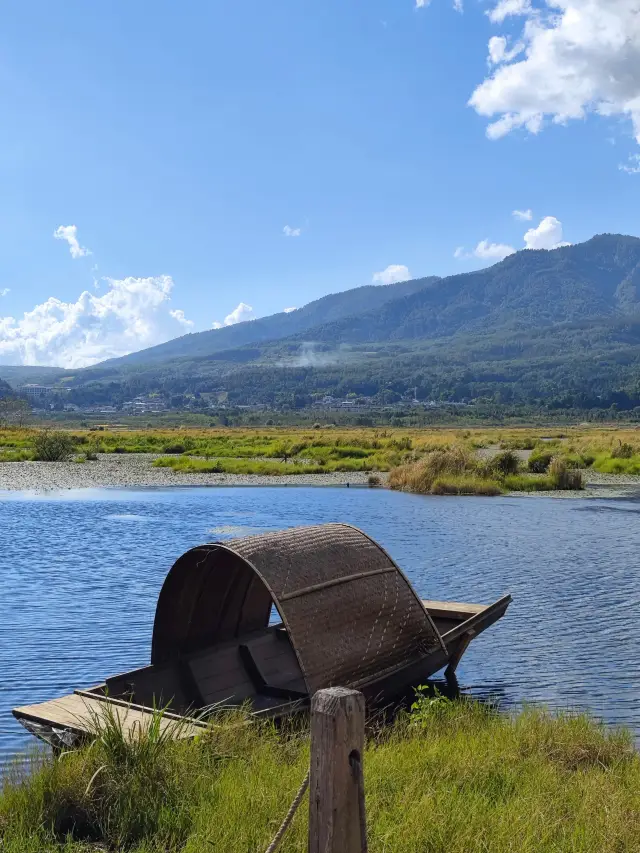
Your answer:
(151, 523), (444, 695)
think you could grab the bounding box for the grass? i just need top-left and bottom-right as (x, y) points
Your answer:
(1, 697), (639, 852)
(0, 425), (638, 490)
(388, 446), (583, 496)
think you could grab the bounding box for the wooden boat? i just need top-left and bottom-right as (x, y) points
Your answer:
(13, 524), (511, 748)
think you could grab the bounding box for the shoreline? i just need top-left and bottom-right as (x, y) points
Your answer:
(1, 453), (640, 497)
(0, 454), (381, 491)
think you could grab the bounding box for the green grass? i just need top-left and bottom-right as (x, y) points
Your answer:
(2, 698), (639, 852)
(154, 456), (328, 475)
(502, 474), (555, 492)
(0, 450), (33, 462)
(430, 475), (505, 496)
(592, 453), (640, 475)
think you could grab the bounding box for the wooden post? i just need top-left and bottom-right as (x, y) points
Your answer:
(309, 687), (366, 853)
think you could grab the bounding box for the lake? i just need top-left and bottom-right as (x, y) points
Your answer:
(1, 485), (639, 763)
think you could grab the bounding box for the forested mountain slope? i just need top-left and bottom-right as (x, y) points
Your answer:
(102, 276), (439, 367)
(294, 235), (640, 345)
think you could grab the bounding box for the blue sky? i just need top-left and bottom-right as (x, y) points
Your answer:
(0, 0), (639, 366)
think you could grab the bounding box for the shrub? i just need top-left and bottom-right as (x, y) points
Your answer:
(527, 450), (554, 473)
(367, 474), (382, 487)
(32, 430), (76, 462)
(85, 451), (99, 462)
(491, 450), (520, 475)
(162, 443), (186, 454)
(612, 441), (634, 459)
(549, 457), (584, 490)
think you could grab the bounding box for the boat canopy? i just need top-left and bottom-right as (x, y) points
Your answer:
(151, 523), (444, 695)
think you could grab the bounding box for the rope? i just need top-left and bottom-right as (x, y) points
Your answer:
(262, 748), (367, 853)
(263, 768), (310, 853)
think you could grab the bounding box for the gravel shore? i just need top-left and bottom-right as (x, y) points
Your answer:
(0, 454), (383, 491)
(0, 454), (638, 497)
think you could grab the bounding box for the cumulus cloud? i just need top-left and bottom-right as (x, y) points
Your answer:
(473, 240), (516, 260)
(415, 0), (431, 7)
(0, 276), (192, 368)
(471, 1), (640, 144)
(0, 288), (9, 297)
(212, 302), (255, 329)
(372, 264), (411, 285)
(53, 225), (91, 259)
(455, 215), (569, 262)
(512, 208), (533, 221)
(169, 309), (194, 328)
(488, 0), (531, 23)
(488, 36), (523, 64)
(523, 216), (569, 250)
(283, 306), (297, 313)
(283, 225), (301, 237)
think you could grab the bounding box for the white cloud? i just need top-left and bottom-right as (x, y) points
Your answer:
(471, 1), (640, 144)
(283, 225), (301, 237)
(372, 264), (411, 285)
(212, 302), (255, 329)
(455, 215), (570, 263)
(453, 0), (463, 11)
(523, 216), (569, 249)
(488, 0), (531, 24)
(454, 241), (516, 261)
(0, 276), (192, 368)
(488, 36), (523, 64)
(415, 0), (431, 7)
(620, 154), (640, 173)
(512, 208), (533, 221)
(473, 240), (516, 260)
(283, 306), (297, 313)
(169, 309), (194, 328)
(0, 288), (9, 297)
(53, 225), (91, 259)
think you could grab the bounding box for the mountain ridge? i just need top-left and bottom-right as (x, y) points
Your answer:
(100, 275), (439, 369)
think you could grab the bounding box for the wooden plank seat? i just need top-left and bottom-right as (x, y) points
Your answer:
(103, 625), (308, 715)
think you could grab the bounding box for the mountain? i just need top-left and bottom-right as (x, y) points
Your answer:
(0, 365), (70, 387)
(284, 234), (640, 346)
(6, 234), (640, 411)
(102, 276), (439, 368)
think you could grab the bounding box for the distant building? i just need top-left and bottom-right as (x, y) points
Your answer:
(122, 395), (167, 414)
(19, 384), (52, 399)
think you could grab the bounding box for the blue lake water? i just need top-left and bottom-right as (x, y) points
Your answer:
(1, 485), (639, 762)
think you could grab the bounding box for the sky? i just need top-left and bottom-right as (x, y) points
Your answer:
(1, 0), (640, 367)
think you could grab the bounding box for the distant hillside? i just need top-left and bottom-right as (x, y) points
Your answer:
(0, 365), (70, 386)
(100, 276), (439, 368)
(293, 235), (640, 345)
(5, 234), (640, 412)
(0, 378), (11, 397)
